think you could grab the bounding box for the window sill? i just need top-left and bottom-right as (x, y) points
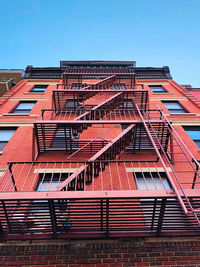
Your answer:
(2, 113), (38, 117)
(3, 113), (30, 116)
(169, 113), (196, 116)
(24, 92), (45, 95)
(152, 92), (172, 95)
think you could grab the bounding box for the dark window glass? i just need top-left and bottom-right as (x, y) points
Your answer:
(149, 85), (167, 93)
(112, 83), (126, 90)
(117, 99), (134, 109)
(134, 172), (189, 228)
(134, 172), (171, 190)
(11, 101), (36, 114)
(51, 127), (79, 150)
(65, 100), (80, 108)
(183, 126), (200, 148)
(162, 101), (187, 113)
(71, 83), (87, 90)
(36, 173), (71, 191)
(30, 84), (48, 92)
(0, 128), (17, 150)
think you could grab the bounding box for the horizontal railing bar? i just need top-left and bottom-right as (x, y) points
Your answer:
(53, 89), (148, 93)
(7, 159), (159, 164)
(0, 189), (199, 200)
(34, 120), (163, 124)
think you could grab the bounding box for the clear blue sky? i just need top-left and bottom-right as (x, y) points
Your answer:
(0, 0), (199, 86)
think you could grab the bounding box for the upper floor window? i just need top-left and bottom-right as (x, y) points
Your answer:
(162, 101), (187, 113)
(112, 83), (126, 90)
(71, 83), (87, 90)
(183, 126), (200, 148)
(30, 84), (48, 93)
(134, 172), (171, 190)
(117, 99), (134, 109)
(11, 101), (37, 114)
(149, 85), (167, 93)
(36, 173), (72, 191)
(65, 99), (80, 109)
(51, 126), (79, 150)
(0, 127), (17, 151)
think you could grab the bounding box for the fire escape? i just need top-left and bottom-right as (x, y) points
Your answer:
(0, 64), (200, 240)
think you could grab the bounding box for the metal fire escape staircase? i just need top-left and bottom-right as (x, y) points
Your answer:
(54, 75), (117, 110)
(34, 92), (126, 153)
(136, 105), (200, 225)
(56, 124), (136, 191)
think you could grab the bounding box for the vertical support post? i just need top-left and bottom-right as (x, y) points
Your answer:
(64, 125), (68, 152)
(41, 123), (46, 152)
(0, 221), (4, 241)
(157, 198), (166, 236)
(141, 90), (144, 110)
(34, 124), (41, 157)
(8, 163), (17, 192)
(100, 199), (104, 231)
(32, 127), (35, 162)
(105, 198), (109, 237)
(2, 200), (11, 233)
(69, 125), (72, 154)
(132, 124), (137, 154)
(151, 198), (157, 230)
(144, 91), (148, 111)
(48, 200), (57, 237)
(192, 160), (199, 189)
(52, 91), (55, 110)
(57, 91), (61, 111)
(170, 131), (174, 163)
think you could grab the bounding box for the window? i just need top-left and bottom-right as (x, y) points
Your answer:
(183, 126), (200, 148)
(134, 172), (171, 190)
(112, 83), (126, 90)
(30, 84), (48, 93)
(162, 101), (187, 113)
(71, 83), (87, 90)
(51, 127), (79, 150)
(117, 99), (134, 109)
(134, 172), (189, 229)
(65, 99), (80, 109)
(0, 127), (17, 151)
(11, 101), (36, 114)
(36, 173), (71, 191)
(149, 85), (167, 93)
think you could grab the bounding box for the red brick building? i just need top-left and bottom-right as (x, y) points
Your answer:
(0, 61), (200, 266)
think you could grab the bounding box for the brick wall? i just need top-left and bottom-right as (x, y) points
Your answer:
(1, 237), (200, 267)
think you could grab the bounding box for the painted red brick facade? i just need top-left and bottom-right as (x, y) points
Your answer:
(0, 61), (200, 265)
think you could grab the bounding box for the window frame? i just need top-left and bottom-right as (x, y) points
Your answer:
(10, 101), (37, 114)
(183, 126), (200, 148)
(149, 85), (168, 93)
(134, 171), (171, 191)
(0, 127), (17, 151)
(65, 99), (82, 109)
(51, 126), (79, 150)
(117, 99), (134, 110)
(112, 83), (127, 90)
(30, 84), (48, 93)
(162, 101), (188, 114)
(71, 83), (87, 90)
(36, 173), (72, 191)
